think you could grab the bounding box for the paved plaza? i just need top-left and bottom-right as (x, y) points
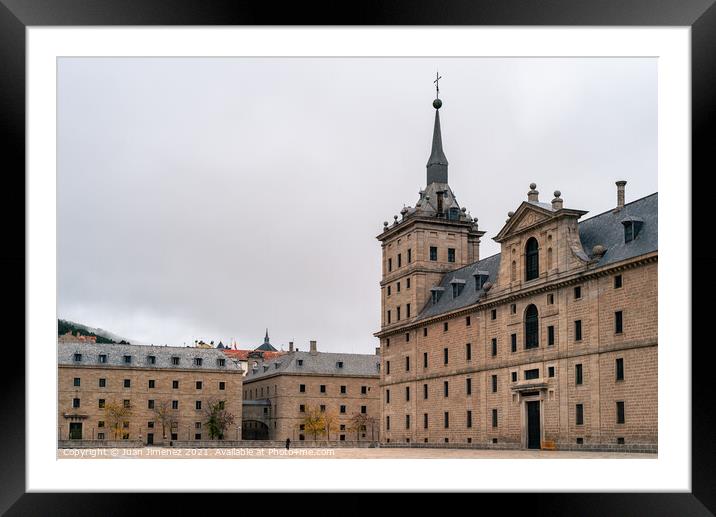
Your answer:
(58, 447), (656, 460)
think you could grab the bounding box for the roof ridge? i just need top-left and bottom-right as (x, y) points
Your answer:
(578, 191), (657, 224)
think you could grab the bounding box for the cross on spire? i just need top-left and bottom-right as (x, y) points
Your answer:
(434, 71), (442, 98)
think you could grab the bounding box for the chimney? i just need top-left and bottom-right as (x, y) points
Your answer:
(288, 341), (294, 352)
(309, 340), (317, 355)
(551, 190), (563, 210)
(527, 183), (539, 202)
(616, 180), (627, 209)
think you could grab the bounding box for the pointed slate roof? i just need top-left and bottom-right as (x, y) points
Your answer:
(426, 101), (448, 185)
(254, 329), (277, 352)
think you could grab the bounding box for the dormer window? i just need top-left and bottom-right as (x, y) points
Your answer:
(297, 359), (303, 366)
(274, 362), (280, 369)
(450, 278), (465, 298)
(263, 365), (269, 372)
(171, 356), (180, 365)
(473, 270), (489, 291)
(123, 355), (132, 364)
(448, 207), (460, 221)
(217, 358), (225, 367)
(621, 217), (644, 243)
(337, 361), (344, 368)
(73, 353), (82, 362)
(430, 286), (445, 305)
(194, 357), (203, 366)
(98, 354), (107, 363)
(147, 355), (156, 365)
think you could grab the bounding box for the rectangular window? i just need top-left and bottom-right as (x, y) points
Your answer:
(320, 385), (326, 393)
(387, 285), (391, 296)
(98, 399), (105, 409)
(97, 433), (105, 440)
(576, 404), (584, 425)
(408, 248), (412, 263)
(171, 356), (180, 365)
(405, 356), (410, 372)
(194, 358), (203, 366)
(172, 400), (178, 409)
(511, 371), (517, 382)
(548, 325), (555, 346)
(615, 311), (623, 334)
(387, 310), (391, 324)
(405, 386), (410, 401)
(407, 277), (411, 288)
(575, 320), (582, 341)
(430, 246), (438, 261)
(398, 253), (402, 267)
(98, 354), (107, 363)
(299, 404), (305, 413)
(466, 316), (471, 326)
(397, 306), (401, 321)
(616, 358), (624, 381)
(614, 274), (623, 289)
(340, 405), (346, 414)
(443, 347), (449, 365)
(443, 381), (449, 397)
(616, 401), (625, 424)
(524, 369), (539, 380)
(172, 380), (179, 389)
(388, 258), (392, 271)
(466, 377), (472, 395)
(491, 309), (497, 320)
(341, 385), (347, 394)
(406, 304), (411, 318)
(386, 361), (390, 374)
(361, 386), (367, 395)
(123, 355), (132, 364)
(575, 364), (583, 385)
(547, 293), (554, 305)
(73, 353), (82, 362)
(148, 380), (155, 389)
(491, 375), (498, 393)
(386, 416), (390, 430)
(466, 343), (472, 361)
(444, 411), (450, 428)
(148, 400), (155, 409)
(397, 281), (401, 293)
(195, 401), (202, 410)
(492, 338), (497, 357)
(423, 383), (428, 399)
(320, 405), (326, 412)
(574, 286), (582, 299)
(423, 327), (428, 337)
(123, 379), (131, 388)
(510, 303), (516, 314)
(99, 378), (106, 388)
(406, 414), (410, 429)
(467, 410), (472, 428)
(98, 420), (105, 428)
(548, 366), (555, 377)
(423, 352), (428, 368)
(424, 413), (429, 429)
(448, 248), (456, 263)
(385, 389), (390, 404)
(73, 377), (80, 387)
(492, 409), (498, 428)
(511, 333), (517, 353)
(196, 381), (202, 390)
(147, 355), (156, 365)
(299, 384), (305, 393)
(444, 321), (449, 332)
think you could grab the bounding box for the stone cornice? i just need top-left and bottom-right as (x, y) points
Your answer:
(243, 371), (380, 385)
(374, 252), (657, 339)
(58, 364), (243, 375)
(377, 215), (479, 242)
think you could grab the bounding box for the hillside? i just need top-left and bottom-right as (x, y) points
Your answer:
(58, 319), (132, 344)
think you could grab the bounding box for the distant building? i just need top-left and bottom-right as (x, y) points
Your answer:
(58, 342), (243, 444)
(58, 331), (97, 343)
(221, 329), (286, 376)
(241, 340), (381, 442)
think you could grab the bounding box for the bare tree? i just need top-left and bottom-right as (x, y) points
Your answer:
(203, 398), (235, 440)
(349, 413), (368, 442)
(152, 400), (177, 443)
(322, 410), (338, 442)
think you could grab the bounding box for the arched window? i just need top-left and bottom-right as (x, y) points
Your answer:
(525, 237), (539, 281)
(525, 304), (539, 349)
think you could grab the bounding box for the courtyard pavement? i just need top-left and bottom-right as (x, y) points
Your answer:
(57, 447), (656, 459)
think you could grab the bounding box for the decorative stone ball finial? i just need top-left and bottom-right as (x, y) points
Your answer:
(554, 190), (561, 198)
(507, 211), (515, 218)
(433, 98), (442, 109)
(393, 215), (398, 222)
(530, 183), (537, 190)
(383, 221), (389, 227)
(482, 281), (493, 292)
(528, 183), (539, 202)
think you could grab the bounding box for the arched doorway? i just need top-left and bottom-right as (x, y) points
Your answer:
(242, 420), (269, 440)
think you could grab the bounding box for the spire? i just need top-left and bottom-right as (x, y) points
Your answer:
(426, 77), (448, 185)
(264, 328), (269, 344)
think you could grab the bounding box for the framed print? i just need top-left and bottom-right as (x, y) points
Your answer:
(1, 0), (713, 514)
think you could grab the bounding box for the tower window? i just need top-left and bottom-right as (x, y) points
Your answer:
(574, 286), (582, 299)
(616, 401), (625, 424)
(408, 249), (412, 263)
(616, 358), (624, 381)
(443, 348), (448, 365)
(430, 246), (438, 261)
(614, 274), (623, 289)
(576, 404), (584, 425)
(615, 311), (623, 334)
(406, 304), (411, 318)
(575, 364), (583, 385)
(398, 253), (402, 268)
(448, 248), (456, 263)
(387, 286), (391, 296)
(423, 352), (428, 368)
(524, 369), (539, 380)
(388, 258), (392, 271)
(511, 333), (517, 353)
(548, 325), (555, 346)
(525, 237), (539, 281)
(491, 338), (497, 357)
(575, 320), (582, 341)
(465, 343), (471, 361)
(444, 381), (449, 397)
(491, 309), (497, 320)
(491, 375), (498, 393)
(524, 304), (539, 349)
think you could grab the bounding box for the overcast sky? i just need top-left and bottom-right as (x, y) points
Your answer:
(57, 57), (656, 352)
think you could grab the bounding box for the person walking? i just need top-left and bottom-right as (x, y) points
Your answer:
(285, 437), (291, 450)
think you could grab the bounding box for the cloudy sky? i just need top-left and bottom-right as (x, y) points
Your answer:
(57, 57), (656, 352)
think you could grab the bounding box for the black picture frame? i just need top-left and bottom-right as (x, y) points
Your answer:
(1, 0), (712, 514)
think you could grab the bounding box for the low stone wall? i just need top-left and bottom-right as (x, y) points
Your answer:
(170, 440), (376, 448)
(58, 440), (143, 448)
(380, 442), (656, 453)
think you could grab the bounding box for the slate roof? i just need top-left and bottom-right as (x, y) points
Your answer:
(416, 192), (657, 320)
(58, 341), (243, 371)
(244, 351), (381, 382)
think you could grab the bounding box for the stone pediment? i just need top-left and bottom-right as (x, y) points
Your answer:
(493, 202), (556, 242)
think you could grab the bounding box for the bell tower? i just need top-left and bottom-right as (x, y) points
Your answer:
(377, 83), (485, 331)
